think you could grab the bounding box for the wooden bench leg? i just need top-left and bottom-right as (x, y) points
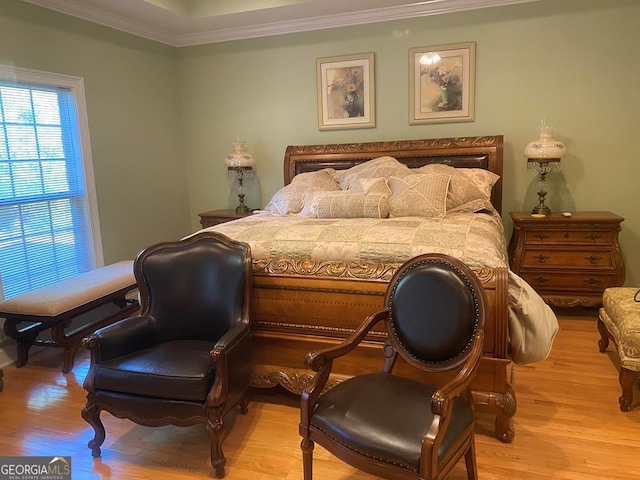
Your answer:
(51, 320), (80, 374)
(3, 319), (51, 368)
(597, 318), (610, 352)
(619, 367), (638, 412)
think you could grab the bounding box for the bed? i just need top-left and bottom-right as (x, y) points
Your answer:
(201, 135), (558, 443)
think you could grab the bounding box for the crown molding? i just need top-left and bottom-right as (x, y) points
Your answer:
(20, 0), (541, 47)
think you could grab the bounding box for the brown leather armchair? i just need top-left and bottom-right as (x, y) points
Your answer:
(81, 232), (252, 478)
(299, 253), (486, 480)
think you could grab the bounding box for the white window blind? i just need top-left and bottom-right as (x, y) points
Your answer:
(0, 66), (103, 300)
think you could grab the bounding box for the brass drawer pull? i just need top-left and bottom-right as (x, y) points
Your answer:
(585, 278), (601, 287)
(535, 233), (549, 240)
(585, 255), (601, 265)
(535, 254), (549, 264)
(585, 233), (601, 241)
(534, 277), (548, 285)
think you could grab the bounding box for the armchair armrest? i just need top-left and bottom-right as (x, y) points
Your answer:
(305, 309), (389, 373)
(431, 330), (485, 416)
(82, 314), (157, 362)
(207, 322), (251, 408)
(300, 309), (389, 425)
(423, 330), (485, 461)
(211, 322), (250, 356)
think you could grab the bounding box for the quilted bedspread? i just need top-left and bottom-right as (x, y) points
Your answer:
(201, 210), (558, 364)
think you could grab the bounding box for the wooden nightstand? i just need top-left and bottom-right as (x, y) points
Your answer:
(508, 211), (625, 308)
(198, 209), (252, 228)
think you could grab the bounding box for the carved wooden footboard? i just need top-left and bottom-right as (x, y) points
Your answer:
(247, 263), (516, 443)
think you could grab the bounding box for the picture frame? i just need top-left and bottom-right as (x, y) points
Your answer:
(316, 53), (375, 130)
(409, 42), (476, 124)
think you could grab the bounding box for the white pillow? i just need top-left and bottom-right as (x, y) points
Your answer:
(334, 156), (411, 189)
(349, 177), (391, 195)
(416, 164), (495, 213)
(458, 168), (500, 201)
(264, 168), (339, 216)
(387, 174), (450, 218)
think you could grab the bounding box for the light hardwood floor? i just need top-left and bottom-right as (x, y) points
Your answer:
(1, 311), (639, 479)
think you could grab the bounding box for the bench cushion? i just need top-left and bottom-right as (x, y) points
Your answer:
(600, 287), (640, 371)
(0, 261), (135, 318)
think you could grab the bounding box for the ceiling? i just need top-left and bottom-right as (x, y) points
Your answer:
(20, 0), (540, 47)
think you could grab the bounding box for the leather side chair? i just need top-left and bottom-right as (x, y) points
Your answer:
(81, 232), (252, 478)
(299, 253), (486, 480)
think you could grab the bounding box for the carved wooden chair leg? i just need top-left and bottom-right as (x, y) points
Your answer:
(207, 410), (226, 478)
(300, 438), (314, 480)
(81, 402), (106, 457)
(239, 394), (249, 414)
(618, 367), (638, 412)
(464, 438), (478, 480)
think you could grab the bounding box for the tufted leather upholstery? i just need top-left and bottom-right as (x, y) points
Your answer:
(300, 253), (486, 480)
(81, 232), (252, 478)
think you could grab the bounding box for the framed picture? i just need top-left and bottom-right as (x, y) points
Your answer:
(316, 53), (375, 130)
(409, 42), (476, 124)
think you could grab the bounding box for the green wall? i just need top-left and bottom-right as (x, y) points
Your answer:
(1, 0), (639, 286)
(181, 0), (640, 285)
(0, 0), (191, 262)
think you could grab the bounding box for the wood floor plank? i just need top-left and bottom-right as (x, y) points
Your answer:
(1, 313), (639, 479)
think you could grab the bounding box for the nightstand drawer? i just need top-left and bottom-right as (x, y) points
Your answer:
(523, 229), (613, 246)
(519, 272), (618, 293)
(521, 249), (615, 269)
(508, 211), (625, 307)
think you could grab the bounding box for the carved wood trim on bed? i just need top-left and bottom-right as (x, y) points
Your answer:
(247, 135), (516, 443)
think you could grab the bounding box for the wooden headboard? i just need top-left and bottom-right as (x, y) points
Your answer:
(283, 135), (504, 214)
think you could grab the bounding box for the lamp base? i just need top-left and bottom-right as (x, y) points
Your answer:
(235, 204), (250, 214)
(531, 204), (551, 216)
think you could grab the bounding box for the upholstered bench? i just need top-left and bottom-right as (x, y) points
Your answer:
(598, 287), (640, 411)
(0, 261), (139, 374)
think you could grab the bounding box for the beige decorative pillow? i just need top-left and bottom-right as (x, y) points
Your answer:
(387, 174), (450, 218)
(299, 190), (347, 217)
(316, 192), (390, 219)
(458, 168), (500, 200)
(264, 168), (339, 215)
(349, 177), (391, 195)
(417, 164), (495, 213)
(334, 156), (411, 189)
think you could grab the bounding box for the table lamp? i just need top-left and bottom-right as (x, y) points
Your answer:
(524, 121), (566, 216)
(224, 139), (255, 214)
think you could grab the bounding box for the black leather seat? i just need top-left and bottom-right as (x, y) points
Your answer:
(299, 253), (486, 480)
(81, 232), (252, 478)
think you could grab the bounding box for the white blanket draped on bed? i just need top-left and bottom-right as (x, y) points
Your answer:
(202, 209), (558, 365)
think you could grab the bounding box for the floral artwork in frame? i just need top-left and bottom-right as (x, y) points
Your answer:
(316, 53), (375, 130)
(409, 42), (476, 124)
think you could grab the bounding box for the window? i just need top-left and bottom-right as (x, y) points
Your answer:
(0, 66), (103, 300)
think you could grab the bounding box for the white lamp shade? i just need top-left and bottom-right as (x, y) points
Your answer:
(524, 125), (567, 159)
(225, 140), (255, 168)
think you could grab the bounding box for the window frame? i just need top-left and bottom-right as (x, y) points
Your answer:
(0, 65), (104, 299)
